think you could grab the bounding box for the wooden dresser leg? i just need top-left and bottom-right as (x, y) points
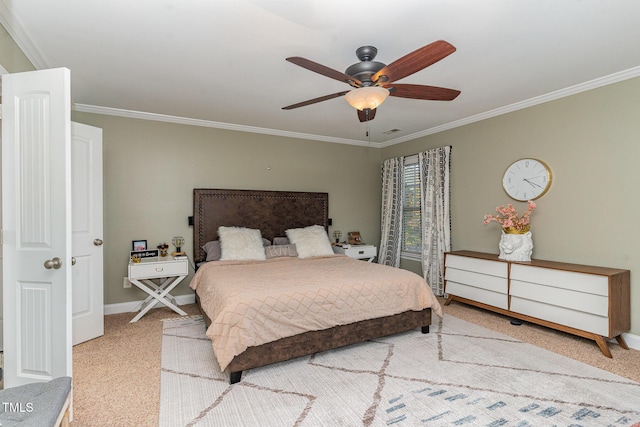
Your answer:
(594, 336), (613, 358)
(444, 295), (453, 306)
(615, 335), (630, 350)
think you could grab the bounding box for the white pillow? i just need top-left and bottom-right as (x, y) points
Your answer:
(286, 225), (334, 259)
(218, 226), (266, 261)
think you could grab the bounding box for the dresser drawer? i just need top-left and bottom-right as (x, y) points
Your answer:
(510, 280), (608, 317)
(129, 259), (188, 279)
(446, 255), (507, 278)
(510, 264), (608, 296)
(445, 268), (508, 294)
(445, 255), (508, 309)
(510, 296), (610, 336)
(445, 281), (508, 310)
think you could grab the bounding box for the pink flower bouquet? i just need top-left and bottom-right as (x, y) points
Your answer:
(483, 200), (536, 233)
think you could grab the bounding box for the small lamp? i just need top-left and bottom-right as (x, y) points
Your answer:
(172, 236), (185, 256)
(333, 230), (342, 244)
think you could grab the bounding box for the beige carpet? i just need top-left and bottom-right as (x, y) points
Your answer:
(71, 300), (640, 426)
(71, 304), (201, 426)
(160, 314), (640, 426)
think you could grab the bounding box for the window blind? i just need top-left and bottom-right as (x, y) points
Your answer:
(402, 158), (421, 254)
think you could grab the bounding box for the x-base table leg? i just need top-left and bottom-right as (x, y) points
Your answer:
(129, 275), (187, 323)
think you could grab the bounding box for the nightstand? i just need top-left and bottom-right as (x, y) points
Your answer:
(333, 244), (377, 262)
(128, 257), (189, 322)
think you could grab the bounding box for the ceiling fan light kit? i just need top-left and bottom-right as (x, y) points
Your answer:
(344, 86), (390, 111)
(283, 40), (460, 123)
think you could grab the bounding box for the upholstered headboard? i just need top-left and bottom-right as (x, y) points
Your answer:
(192, 189), (329, 263)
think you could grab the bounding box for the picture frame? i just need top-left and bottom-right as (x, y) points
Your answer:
(132, 240), (147, 251)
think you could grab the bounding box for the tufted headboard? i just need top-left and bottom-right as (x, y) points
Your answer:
(192, 188), (329, 264)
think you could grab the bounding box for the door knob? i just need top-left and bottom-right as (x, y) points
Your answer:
(44, 257), (62, 270)
(93, 239), (103, 246)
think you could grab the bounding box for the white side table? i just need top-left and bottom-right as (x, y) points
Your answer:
(333, 244), (377, 262)
(128, 257), (189, 323)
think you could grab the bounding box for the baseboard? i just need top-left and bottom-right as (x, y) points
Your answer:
(621, 331), (640, 351)
(104, 293), (196, 315)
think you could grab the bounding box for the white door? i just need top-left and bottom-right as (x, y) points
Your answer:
(0, 84), (3, 353)
(71, 122), (104, 345)
(1, 63), (8, 352)
(2, 68), (72, 387)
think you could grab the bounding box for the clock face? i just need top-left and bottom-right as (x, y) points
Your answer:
(502, 158), (552, 201)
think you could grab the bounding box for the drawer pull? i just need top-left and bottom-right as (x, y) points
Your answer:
(358, 250), (364, 254)
(155, 267), (164, 272)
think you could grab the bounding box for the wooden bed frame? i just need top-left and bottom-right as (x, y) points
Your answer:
(192, 188), (432, 384)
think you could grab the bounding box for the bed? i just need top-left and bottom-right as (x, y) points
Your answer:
(191, 188), (442, 384)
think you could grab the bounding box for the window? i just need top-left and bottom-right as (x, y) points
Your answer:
(402, 156), (421, 259)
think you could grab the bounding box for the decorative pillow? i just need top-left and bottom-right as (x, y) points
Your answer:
(265, 244), (298, 259)
(218, 226), (267, 261)
(273, 237), (290, 246)
(202, 240), (222, 262)
(203, 237), (269, 262)
(285, 225), (334, 259)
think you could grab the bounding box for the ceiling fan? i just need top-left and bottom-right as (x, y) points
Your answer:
(283, 40), (461, 122)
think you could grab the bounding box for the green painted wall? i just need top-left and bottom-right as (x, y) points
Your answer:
(0, 25), (35, 72)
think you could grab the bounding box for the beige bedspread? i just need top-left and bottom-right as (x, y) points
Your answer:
(190, 255), (442, 370)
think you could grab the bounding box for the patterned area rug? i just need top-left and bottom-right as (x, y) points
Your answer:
(159, 315), (640, 426)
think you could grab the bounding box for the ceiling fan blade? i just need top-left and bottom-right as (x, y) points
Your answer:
(372, 40), (456, 84)
(286, 57), (362, 87)
(282, 90), (350, 110)
(357, 108), (376, 122)
(387, 83), (461, 101)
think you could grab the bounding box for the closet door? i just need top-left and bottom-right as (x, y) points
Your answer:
(71, 122), (104, 345)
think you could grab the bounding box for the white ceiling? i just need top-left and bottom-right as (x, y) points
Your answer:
(2, 0), (640, 146)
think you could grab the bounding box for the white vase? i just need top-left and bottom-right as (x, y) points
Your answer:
(498, 230), (533, 261)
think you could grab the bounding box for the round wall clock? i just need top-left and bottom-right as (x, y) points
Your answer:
(502, 158), (552, 201)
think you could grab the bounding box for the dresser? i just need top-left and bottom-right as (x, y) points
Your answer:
(444, 250), (631, 357)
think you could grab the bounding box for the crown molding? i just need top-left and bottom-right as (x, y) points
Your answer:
(72, 104), (372, 147)
(377, 66), (640, 148)
(76, 66), (640, 149)
(0, 1), (49, 69)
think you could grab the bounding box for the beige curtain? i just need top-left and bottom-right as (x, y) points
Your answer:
(418, 146), (452, 296)
(378, 157), (404, 267)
